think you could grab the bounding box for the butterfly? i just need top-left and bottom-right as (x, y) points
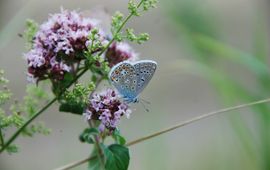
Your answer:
(109, 60), (157, 103)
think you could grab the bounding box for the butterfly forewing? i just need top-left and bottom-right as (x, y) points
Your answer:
(134, 60), (157, 95)
(109, 62), (137, 99)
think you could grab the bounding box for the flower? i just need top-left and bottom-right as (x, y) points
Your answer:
(24, 8), (107, 83)
(105, 42), (138, 67)
(83, 88), (131, 132)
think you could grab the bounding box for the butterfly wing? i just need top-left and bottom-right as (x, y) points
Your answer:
(109, 61), (137, 100)
(134, 60), (157, 95)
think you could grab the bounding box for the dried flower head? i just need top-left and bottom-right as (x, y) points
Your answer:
(24, 8), (106, 83)
(83, 88), (131, 132)
(105, 42), (138, 68)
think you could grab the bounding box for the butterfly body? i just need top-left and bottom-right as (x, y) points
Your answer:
(109, 60), (157, 103)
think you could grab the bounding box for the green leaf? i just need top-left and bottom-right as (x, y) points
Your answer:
(80, 128), (99, 144)
(88, 144), (130, 170)
(59, 103), (84, 115)
(91, 74), (97, 83)
(112, 130), (126, 145)
(104, 144), (130, 170)
(52, 73), (74, 96)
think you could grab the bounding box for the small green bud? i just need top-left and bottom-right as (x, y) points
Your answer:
(128, 0), (140, 16)
(126, 28), (150, 44)
(6, 144), (19, 153)
(91, 28), (99, 35)
(111, 11), (125, 37)
(137, 32), (150, 44)
(24, 19), (39, 49)
(143, 0), (158, 11)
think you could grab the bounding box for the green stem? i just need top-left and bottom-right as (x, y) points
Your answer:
(97, 0), (144, 57)
(0, 128), (4, 146)
(126, 98), (270, 146)
(54, 97), (270, 170)
(88, 76), (105, 169)
(0, 68), (88, 153)
(0, 97), (57, 153)
(89, 121), (105, 170)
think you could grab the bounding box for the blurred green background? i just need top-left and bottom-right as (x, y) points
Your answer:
(1, 0), (270, 169)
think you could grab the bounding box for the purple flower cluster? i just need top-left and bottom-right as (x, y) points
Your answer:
(105, 42), (138, 68)
(83, 89), (131, 132)
(25, 8), (106, 83)
(24, 8), (139, 84)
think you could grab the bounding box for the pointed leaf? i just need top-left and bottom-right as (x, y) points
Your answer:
(104, 144), (130, 170)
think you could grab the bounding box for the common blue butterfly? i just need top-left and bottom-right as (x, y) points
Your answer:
(109, 60), (157, 103)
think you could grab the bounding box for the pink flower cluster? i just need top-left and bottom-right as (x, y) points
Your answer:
(105, 42), (138, 68)
(83, 89), (131, 132)
(25, 8), (106, 83)
(25, 9), (139, 84)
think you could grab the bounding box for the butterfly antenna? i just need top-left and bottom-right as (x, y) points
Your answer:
(139, 100), (150, 112)
(140, 98), (151, 105)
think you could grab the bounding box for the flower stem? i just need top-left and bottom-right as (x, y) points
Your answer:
(97, 0), (144, 57)
(89, 121), (105, 170)
(87, 76), (105, 169)
(126, 98), (270, 146)
(0, 128), (4, 146)
(54, 156), (97, 170)
(54, 97), (270, 170)
(0, 97), (57, 153)
(0, 68), (88, 154)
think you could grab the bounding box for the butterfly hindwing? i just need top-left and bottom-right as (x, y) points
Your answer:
(109, 60), (157, 103)
(134, 60), (157, 95)
(109, 62), (137, 99)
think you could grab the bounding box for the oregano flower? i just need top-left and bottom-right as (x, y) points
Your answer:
(83, 88), (131, 132)
(105, 42), (138, 67)
(24, 8), (107, 83)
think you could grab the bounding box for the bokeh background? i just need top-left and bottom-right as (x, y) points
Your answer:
(1, 0), (270, 169)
